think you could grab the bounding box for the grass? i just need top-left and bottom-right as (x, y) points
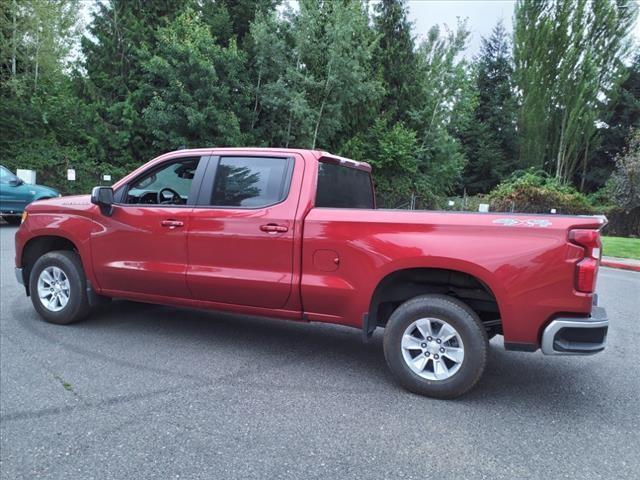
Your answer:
(602, 236), (640, 260)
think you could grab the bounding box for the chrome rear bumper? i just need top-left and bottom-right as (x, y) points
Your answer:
(541, 305), (608, 355)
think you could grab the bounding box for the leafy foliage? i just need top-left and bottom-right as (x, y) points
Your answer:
(490, 169), (593, 214)
(586, 54), (640, 191)
(460, 21), (518, 194)
(373, 0), (421, 124)
(141, 9), (248, 152)
(514, 0), (638, 184)
(610, 130), (640, 211)
(340, 119), (423, 207)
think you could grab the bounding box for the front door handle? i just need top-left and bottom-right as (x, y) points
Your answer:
(161, 219), (184, 229)
(260, 223), (288, 233)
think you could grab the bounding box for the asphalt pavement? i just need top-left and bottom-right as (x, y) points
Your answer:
(1, 223), (639, 479)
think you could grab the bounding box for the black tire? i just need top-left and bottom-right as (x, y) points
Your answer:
(383, 294), (488, 399)
(29, 251), (91, 325)
(3, 215), (21, 225)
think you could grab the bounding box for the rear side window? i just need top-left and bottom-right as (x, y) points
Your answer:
(316, 162), (374, 209)
(211, 156), (291, 208)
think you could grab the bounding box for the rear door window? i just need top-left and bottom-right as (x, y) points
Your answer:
(211, 156), (292, 208)
(316, 162), (374, 209)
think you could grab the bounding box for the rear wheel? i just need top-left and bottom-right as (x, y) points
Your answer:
(383, 294), (488, 399)
(29, 251), (91, 325)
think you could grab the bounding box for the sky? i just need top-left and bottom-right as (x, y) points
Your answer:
(406, 0), (640, 59)
(407, 0), (516, 58)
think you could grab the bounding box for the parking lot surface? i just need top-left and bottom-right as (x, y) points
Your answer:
(1, 223), (639, 479)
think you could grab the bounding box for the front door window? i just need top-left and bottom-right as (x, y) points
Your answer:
(125, 157), (199, 205)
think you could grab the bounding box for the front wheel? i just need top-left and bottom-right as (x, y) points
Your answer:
(29, 251), (91, 325)
(383, 294), (488, 399)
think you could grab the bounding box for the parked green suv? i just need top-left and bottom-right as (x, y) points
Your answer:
(0, 165), (60, 225)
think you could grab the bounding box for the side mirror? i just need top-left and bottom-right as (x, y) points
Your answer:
(9, 178), (23, 186)
(91, 186), (114, 216)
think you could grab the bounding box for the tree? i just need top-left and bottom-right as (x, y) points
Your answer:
(409, 21), (472, 204)
(610, 129), (640, 211)
(246, 9), (308, 147)
(80, 0), (190, 167)
(201, 0), (278, 46)
(373, 0), (421, 124)
(248, 0), (382, 150)
(514, 0), (638, 184)
(0, 0), (101, 194)
(461, 21), (518, 193)
(1, 0), (79, 93)
(340, 119), (423, 207)
(586, 54), (640, 191)
(140, 9), (248, 152)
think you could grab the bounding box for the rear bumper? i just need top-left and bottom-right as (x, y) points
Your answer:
(541, 305), (608, 355)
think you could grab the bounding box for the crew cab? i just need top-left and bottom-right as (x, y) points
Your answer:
(14, 148), (609, 398)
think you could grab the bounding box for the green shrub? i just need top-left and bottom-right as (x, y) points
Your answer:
(3, 138), (130, 195)
(587, 180), (615, 209)
(489, 169), (593, 214)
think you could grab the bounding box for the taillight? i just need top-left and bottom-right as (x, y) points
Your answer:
(569, 229), (601, 293)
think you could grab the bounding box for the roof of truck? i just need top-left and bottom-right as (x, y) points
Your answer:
(168, 147), (372, 172)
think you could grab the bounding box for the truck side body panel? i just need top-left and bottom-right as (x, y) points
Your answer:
(301, 208), (599, 344)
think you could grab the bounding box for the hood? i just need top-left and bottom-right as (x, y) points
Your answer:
(26, 194), (91, 213)
(32, 183), (61, 197)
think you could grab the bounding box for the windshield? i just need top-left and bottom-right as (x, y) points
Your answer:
(0, 166), (18, 184)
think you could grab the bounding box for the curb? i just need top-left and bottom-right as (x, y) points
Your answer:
(601, 260), (640, 272)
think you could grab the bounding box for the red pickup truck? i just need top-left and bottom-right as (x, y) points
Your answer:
(14, 148), (608, 398)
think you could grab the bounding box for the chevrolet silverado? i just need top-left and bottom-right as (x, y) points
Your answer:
(14, 148), (609, 398)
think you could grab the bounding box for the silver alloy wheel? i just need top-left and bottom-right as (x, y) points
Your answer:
(401, 317), (465, 380)
(37, 266), (70, 312)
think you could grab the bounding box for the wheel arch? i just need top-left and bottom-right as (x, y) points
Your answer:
(367, 265), (504, 336)
(21, 235), (79, 295)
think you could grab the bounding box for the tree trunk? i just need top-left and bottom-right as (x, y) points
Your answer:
(285, 108), (293, 148)
(555, 110), (567, 182)
(11, 0), (17, 76)
(34, 28), (40, 91)
(312, 96), (326, 150)
(312, 62), (333, 150)
(251, 66), (262, 129)
(580, 134), (590, 192)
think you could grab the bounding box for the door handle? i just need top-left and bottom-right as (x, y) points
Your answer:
(260, 223), (288, 233)
(161, 219), (184, 228)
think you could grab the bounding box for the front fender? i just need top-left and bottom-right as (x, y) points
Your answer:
(17, 210), (99, 291)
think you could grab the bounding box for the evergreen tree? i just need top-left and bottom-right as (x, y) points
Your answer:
(373, 0), (421, 124)
(461, 21), (518, 193)
(141, 9), (248, 152)
(201, 0), (278, 46)
(586, 54), (640, 191)
(80, 0), (190, 166)
(340, 119), (422, 208)
(248, 0), (382, 150)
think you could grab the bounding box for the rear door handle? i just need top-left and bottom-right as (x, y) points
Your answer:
(161, 219), (184, 229)
(260, 223), (288, 233)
